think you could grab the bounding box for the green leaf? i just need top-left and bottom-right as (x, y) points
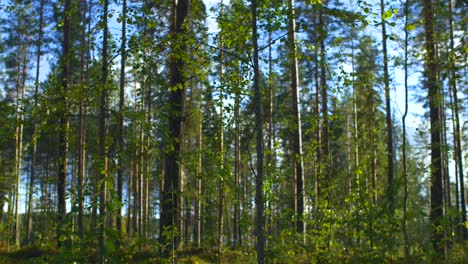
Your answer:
(382, 10), (393, 20)
(406, 24), (416, 31)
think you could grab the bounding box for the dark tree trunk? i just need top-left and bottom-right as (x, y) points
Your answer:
(319, 4), (329, 204)
(448, 0), (467, 240)
(287, 0), (305, 241)
(423, 0), (443, 257)
(98, 0), (109, 259)
(252, 0), (265, 262)
(160, 0), (190, 255)
(57, 0), (71, 249)
(380, 0), (395, 216)
(117, 0), (127, 236)
(402, 0), (410, 261)
(26, 0), (45, 245)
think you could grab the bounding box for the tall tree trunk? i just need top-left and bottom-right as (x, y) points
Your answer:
(127, 159), (133, 239)
(160, 0), (189, 255)
(15, 44), (27, 248)
(194, 106), (202, 247)
(26, 0), (45, 245)
(12, 26), (22, 250)
(117, 0), (127, 236)
(217, 2), (225, 261)
(57, 0), (71, 249)
(287, 0), (305, 241)
(319, 2), (329, 205)
(313, 7), (321, 210)
(233, 62), (242, 248)
(98, 0), (110, 259)
(402, 0), (410, 261)
(380, 0), (395, 216)
(77, 0), (88, 240)
(448, 0), (467, 240)
(252, 0), (265, 262)
(423, 0), (443, 257)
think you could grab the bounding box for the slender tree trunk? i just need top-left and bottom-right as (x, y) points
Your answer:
(448, 0), (467, 240)
(195, 105), (202, 247)
(233, 63), (241, 248)
(252, 0), (265, 261)
(217, 2), (225, 261)
(98, 0), (110, 259)
(423, 0), (443, 257)
(319, 3), (329, 205)
(15, 44), (27, 248)
(127, 159), (133, 239)
(12, 27), (23, 250)
(370, 92), (377, 206)
(160, 0), (189, 255)
(57, 0), (71, 249)
(402, 0), (410, 261)
(287, 0), (305, 241)
(26, 0), (45, 245)
(313, 7), (321, 210)
(117, 0), (127, 236)
(76, 0), (88, 240)
(380, 0), (395, 216)
(440, 88), (451, 256)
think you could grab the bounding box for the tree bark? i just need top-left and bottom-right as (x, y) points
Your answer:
(319, 3), (329, 205)
(15, 43), (27, 248)
(423, 0), (443, 257)
(233, 63), (241, 248)
(252, 0), (265, 262)
(57, 0), (71, 249)
(402, 0), (410, 261)
(217, 2), (225, 260)
(98, 0), (110, 259)
(26, 0), (45, 245)
(288, 0), (305, 240)
(380, 0), (395, 216)
(160, 0), (190, 255)
(448, 0), (467, 240)
(117, 0), (127, 236)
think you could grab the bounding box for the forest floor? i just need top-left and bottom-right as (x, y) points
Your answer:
(1, 243), (467, 263)
(0, 246), (258, 264)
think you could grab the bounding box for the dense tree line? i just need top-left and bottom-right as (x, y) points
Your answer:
(0, 0), (466, 263)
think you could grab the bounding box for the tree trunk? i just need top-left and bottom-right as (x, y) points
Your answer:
(448, 0), (467, 240)
(57, 0), (71, 249)
(26, 0), (45, 245)
(380, 0), (395, 216)
(402, 0), (410, 261)
(15, 43), (27, 248)
(218, 2), (225, 260)
(12, 21), (23, 249)
(117, 0), (127, 236)
(233, 63), (241, 248)
(319, 3), (329, 204)
(76, 0), (88, 240)
(252, 0), (265, 262)
(160, 0), (189, 255)
(288, 0), (305, 240)
(423, 0), (443, 257)
(98, 0), (109, 259)
(195, 105), (202, 247)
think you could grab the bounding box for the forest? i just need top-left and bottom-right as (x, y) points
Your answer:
(0, 0), (466, 263)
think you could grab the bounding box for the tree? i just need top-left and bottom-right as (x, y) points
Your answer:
(423, 0), (443, 257)
(251, 0), (265, 262)
(57, 0), (71, 249)
(160, 0), (190, 255)
(379, 0), (395, 216)
(117, 0), (127, 237)
(287, 0), (305, 241)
